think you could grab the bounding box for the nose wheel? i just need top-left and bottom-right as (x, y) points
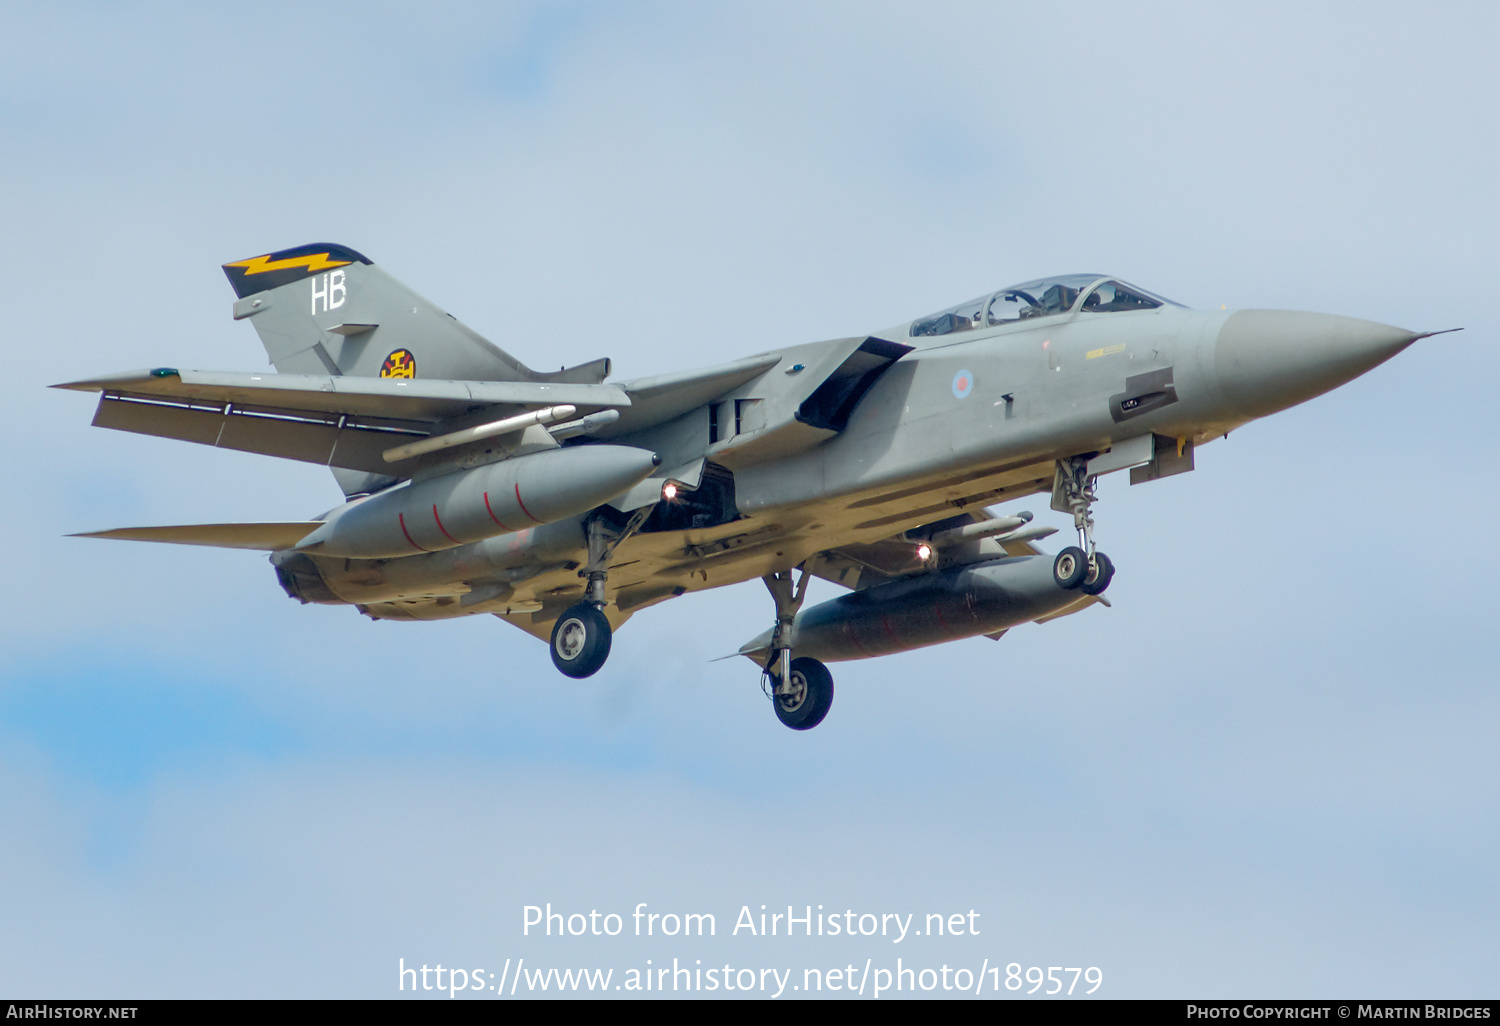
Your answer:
(1054, 546), (1115, 594)
(1053, 546), (1087, 588)
(1081, 551), (1115, 595)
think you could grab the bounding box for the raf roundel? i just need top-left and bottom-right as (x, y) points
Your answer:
(952, 369), (974, 399)
(380, 349), (417, 379)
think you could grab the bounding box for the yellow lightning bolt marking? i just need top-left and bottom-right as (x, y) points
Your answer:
(226, 252), (352, 275)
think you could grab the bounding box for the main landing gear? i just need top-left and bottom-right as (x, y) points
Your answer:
(760, 566), (834, 730)
(1051, 456), (1116, 597)
(549, 509), (650, 678)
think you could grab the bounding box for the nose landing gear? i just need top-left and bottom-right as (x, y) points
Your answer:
(1052, 456), (1115, 596)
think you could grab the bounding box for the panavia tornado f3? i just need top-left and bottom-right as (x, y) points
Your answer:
(57, 243), (1444, 730)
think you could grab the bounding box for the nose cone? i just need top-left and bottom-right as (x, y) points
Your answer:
(1214, 310), (1422, 419)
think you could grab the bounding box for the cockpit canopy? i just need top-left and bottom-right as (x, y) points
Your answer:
(907, 275), (1180, 338)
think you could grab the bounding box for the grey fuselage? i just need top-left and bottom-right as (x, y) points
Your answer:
(282, 292), (1420, 643)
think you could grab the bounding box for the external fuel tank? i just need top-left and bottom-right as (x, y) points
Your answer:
(740, 556), (1088, 665)
(294, 444), (659, 559)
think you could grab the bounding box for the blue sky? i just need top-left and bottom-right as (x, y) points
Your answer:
(1, 0), (1497, 998)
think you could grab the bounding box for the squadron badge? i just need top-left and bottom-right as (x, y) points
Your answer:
(380, 349), (417, 378)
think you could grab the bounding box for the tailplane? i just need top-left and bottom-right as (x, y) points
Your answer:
(72, 523), (321, 550)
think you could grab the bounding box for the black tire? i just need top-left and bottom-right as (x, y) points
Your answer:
(1053, 546), (1089, 590)
(774, 657), (834, 731)
(550, 603), (612, 678)
(1081, 551), (1115, 596)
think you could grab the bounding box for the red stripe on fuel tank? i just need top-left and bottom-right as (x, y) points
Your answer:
(843, 620), (873, 657)
(514, 482), (542, 524)
(398, 513), (428, 552)
(879, 613), (900, 649)
(482, 491), (514, 532)
(432, 504), (459, 544)
(933, 601), (955, 637)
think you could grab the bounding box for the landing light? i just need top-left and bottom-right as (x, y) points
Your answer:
(662, 482), (678, 501)
(916, 543), (932, 561)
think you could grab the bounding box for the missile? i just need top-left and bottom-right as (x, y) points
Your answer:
(979, 522), (1058, 547)
(548, 409), (622, 440)
(295, 444), (660, 558)
(926, 512), (1032, 548)
(739, 555), (1090, 665)
(381, 404), (578, 462)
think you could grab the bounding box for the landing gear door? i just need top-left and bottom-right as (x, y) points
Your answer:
(1130, 433), (1196, 485)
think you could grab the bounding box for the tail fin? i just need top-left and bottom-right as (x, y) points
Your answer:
(222, 243), (610, 384)
(224, 243), (611, 498)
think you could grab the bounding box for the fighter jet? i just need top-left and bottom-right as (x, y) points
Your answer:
(56, 244), (1441, 730)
